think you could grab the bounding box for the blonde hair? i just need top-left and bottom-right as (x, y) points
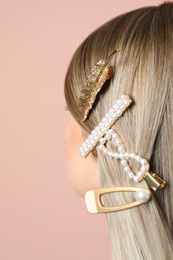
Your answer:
(64, 2), (173, 259)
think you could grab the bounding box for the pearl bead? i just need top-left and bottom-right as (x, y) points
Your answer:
(124, 166), (130, 173)
(129, 153), (135, 159)
(137, 171), (144, 178)
(123, 99), (129, 106)
(105, 113), (110, 118)
(85, 139), (89, 144)
(124, 152), (130, 159)
(95, 126), (100, 131)
(113, 104), (118, 110)
(91, 130), (96, 135)
(108, 118), (113, 124)
(113, 153), (119, 159)
(99, 144), (104, 151)
(108, 151), (113, 157)
(81, 152), (86, 158)
(128, 171), (134, 179)
(84, 148), (89, 153)
(112, 134), (117, 139)
(87, 144), (92, 150)
(120, 159), (127, 166)
(102, 117), (107, 122)
(99, 138), (105, 144)
(135, 189), (150, 203)
(119, 104), (125, 110)
(111, 113), (117, 119)
(88, 135), (92, 140)
(103, 149), (108, 155)
(78, 147), (83, 152)
(120, 94), (126, 100)
(116, 99), (121, 105)
(91, 140), (95, 145)
(119, 153), (124, 159)
(118, 146), (123, 152)
(101, 127), (106, 133)
(133, 175), (140, 183)
(116, 110), (122, 116)
(115, 139), (121, 146)
(105, 134), (111, 140)
(97, 132), (102, 137)
(140, 158), (147, 165)
(82, 143), (86, 147)
(140, 165), (147, 172)
(135, 155), (141, 162)
(109, 108), (114, 113)
(104, 123), (110, 128)
(108, 129), (113, 134)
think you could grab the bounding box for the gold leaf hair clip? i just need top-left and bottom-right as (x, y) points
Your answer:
(78, 49), (120, 121)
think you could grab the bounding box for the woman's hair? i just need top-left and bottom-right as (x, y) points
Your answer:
(64, 2), (173, 259)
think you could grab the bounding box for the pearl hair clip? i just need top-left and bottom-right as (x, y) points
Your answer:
(79, 94), (166, 213)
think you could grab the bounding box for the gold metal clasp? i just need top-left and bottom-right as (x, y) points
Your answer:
(144, 171), (166, 191)
(85, 186), (151, 214)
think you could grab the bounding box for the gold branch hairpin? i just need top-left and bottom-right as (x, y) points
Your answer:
(78, 49), (119, 121)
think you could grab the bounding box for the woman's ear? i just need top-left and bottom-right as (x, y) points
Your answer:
(65, 117), (100, 197)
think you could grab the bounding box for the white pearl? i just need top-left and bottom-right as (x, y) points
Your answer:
(108, 151), (113, 157)
(109, 108), (114, 113)
(108, 129), (113, 134)
(81, 152), (86, 158)
(113, 153), (119, 159)
(133, 175), (140, 183)
(85, 139), (89, 144)
(135, 189), (150, 203)
(129, 153), (135, 159)
(101, 127), (106, 133)
(113, 104), (118, 110)
(93, 135), (99, 141)
(115, 139), (121, 146)
(105, 134), (111, 140)
(118, 146), (123, 152)
(88, 135), (92, 140)
(95, 126), (100, 131)
(103, 149), (108, 155)
(124, 152), (130, 159)
(91, 130), (96, 135)
(120, 94), (126, 100)
(112, 134), (117, 139)
(87, 144), (92, 150)
(108, 118), (113, 124)
(82, 143), (86, 147)
(137, 171), (144, 178)
(124, 166), (130, 173)
(119, 104), (125, 111)
(78, 147), (83, 152)
(120, 159), (127, 166)
(119, 153), (124, 159)
(102, 117), (107, 122)
(116, 99), (121, 105)
(91, 140), (95, 145)
(128, 171), (134, 179)
(104, 122), (109, 128)
(140, 165), (147, 172)
(116, 110), (122, 116)
(97, 132), (102, 137)
(99, 138), (105, 144)
(84, 148), (89, 153)
(135, 155), (141, 162)
(98, 122), (103, 127)
(111, 113), (117, 119)
(140, 158), (147, 165)
(99, 144), (104, 151)
(105, 113), (110, 118)
(123, 99), (129, 106)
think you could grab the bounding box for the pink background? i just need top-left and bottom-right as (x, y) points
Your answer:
(0, 0), (163, 259)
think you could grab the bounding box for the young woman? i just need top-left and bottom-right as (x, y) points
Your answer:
(65, 2), (173, 259)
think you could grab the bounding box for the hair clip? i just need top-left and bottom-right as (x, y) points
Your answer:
(78, 49), (119, 121)
(79, 94), (166, 192)
(85, 186), (152, 214)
